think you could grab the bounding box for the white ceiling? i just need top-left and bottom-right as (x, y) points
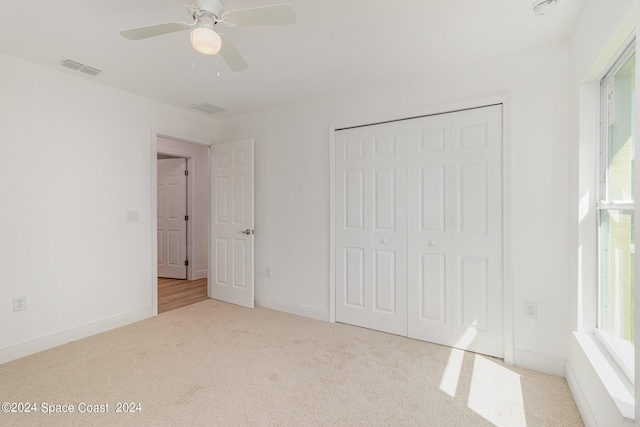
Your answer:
(0, 0), (584, 118)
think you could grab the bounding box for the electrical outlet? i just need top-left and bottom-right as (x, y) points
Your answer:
(525, 301), (537, 319)
(126, 210), (139, 222)
(265, 267), (272, 278)
(13, 296), (27, 312)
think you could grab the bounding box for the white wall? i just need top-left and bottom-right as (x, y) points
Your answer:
(219, 39), (572, 373)
(566, 0), (637, 425)
(0, 52), (217, 363)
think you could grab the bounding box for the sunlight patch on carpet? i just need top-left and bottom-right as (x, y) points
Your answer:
(468, 354), (526, 427)
(439, 348), (465, 397)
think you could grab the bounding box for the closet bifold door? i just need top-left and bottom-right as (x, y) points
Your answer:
(335, 104), (503, 359)
(450, 105), (503, 358)
(406, 113), (454, 347)
(406, 105), (504, 358)
(335, 122), (408, 336)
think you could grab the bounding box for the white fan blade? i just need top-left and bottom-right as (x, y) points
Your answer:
(219, 34), (248, 72)
(223, 3), (296, 27)
(181, 0), (200, 14)
(120, 22), (191, 40)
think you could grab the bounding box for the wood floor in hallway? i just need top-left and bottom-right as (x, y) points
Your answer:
(158, 277), (208, 314)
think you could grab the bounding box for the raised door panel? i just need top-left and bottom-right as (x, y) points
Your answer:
(457, 161), (488, 236)
(373, 249), (396, 314)
(215, 237), (228, 285)
(167, 184), (181, 219)
(457, 256), (489, 332)
(168, 231), (181, 266)
(233, 175), (246, 224)
(457, 122), (489, 150)
(344, 136), (365, 160)
(344, 247), (365, 308)
(372, 132), (397, 158)
(419, 253), (446, 323)
(345, 170), (365, 230)
(420, 164), (447, 233)
(216, 177), (228, 224)
(373, 168), (396, 232)
(233, 238), (246, 289)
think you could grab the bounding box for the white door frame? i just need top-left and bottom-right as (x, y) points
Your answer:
(328, 94), (514, 365)
(151, 128), (213, 316)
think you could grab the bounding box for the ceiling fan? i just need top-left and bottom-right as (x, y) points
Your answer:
(119, 0), (296, 72)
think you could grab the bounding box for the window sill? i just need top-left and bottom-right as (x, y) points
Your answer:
(573, 332), (634, 422)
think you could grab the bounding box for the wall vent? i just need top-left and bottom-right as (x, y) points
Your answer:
(188, 102), (226, 115)
(60, 58), (102, 77)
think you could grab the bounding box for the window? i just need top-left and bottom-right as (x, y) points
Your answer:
(597, 42), (635, 381)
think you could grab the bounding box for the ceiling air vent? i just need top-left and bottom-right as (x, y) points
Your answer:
(59, 58), (102, 77)
(79, 66), (102, 76)
(60, 59), (84, 70)
(188, 102), (226, 115)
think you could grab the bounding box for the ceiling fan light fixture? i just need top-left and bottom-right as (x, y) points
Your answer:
(190, 27), (222, 55)
(531, 0), (558, 16)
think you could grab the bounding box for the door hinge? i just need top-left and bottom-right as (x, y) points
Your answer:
(185, 215), (189, 221)
(185, 170), (189, 176)
(185, 260), (189, 266)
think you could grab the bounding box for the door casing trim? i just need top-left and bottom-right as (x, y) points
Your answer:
(151, 128), (213, 316)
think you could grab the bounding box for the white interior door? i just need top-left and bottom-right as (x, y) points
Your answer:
(335, 122), (407, 336)
(211, 139), (255, 308)
(157, 158), (187, 279)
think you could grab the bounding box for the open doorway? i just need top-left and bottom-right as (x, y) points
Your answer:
(157, 155), (188, 280)
(153, 134), (211, 314)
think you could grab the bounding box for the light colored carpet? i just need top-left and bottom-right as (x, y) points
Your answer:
(0, 299), (583, 426)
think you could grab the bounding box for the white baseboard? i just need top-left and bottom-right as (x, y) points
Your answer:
(193, 270), (208, 280)
(566, 361), (598, 427)
(0, 307), (152, 365)
(255, 296), (329, 322)
(513, 348), (566, 377)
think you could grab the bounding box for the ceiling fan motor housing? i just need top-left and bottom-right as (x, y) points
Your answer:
(196, 0), (224, 20)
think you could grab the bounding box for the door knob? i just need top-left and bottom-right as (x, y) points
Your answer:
(381, 238), (388, 244)
(239, 229), (254, 235)
(429, 240), (436, 246)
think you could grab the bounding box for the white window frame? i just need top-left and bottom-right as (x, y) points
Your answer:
(595, 40), (636, 384)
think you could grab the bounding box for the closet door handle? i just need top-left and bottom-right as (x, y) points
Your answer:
(239, 229), (254, 235)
